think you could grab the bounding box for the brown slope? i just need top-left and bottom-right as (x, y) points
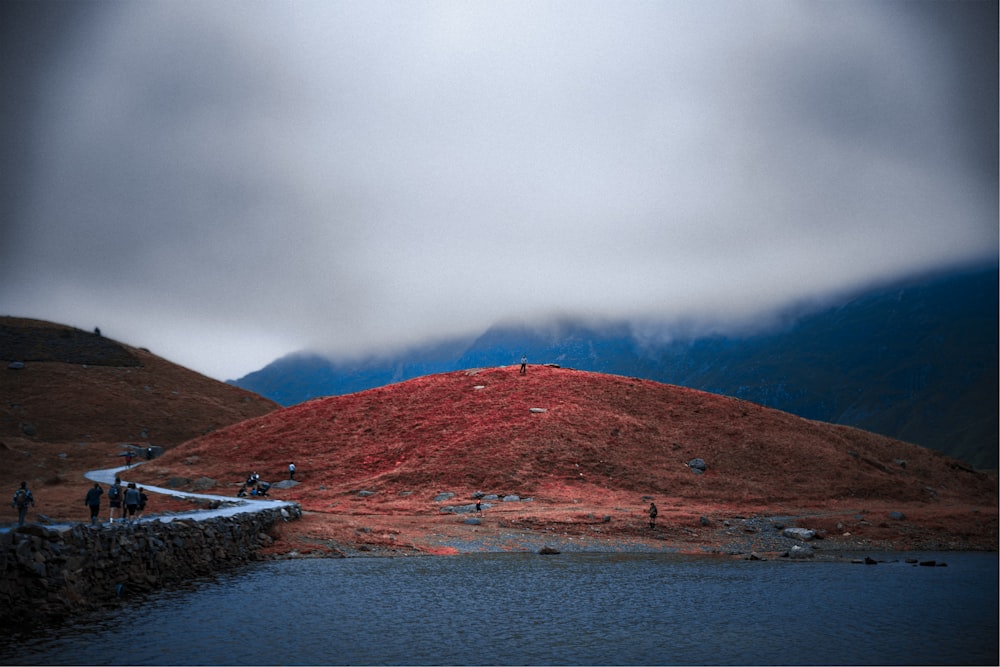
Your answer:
(128, 365), (997, 554)
(1, 316), (279, 522)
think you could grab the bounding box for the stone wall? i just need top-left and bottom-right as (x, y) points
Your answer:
(0, 504), (301, 627)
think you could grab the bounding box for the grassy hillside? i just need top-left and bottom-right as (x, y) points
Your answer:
(0, 317), (279, 522)
(137, 366), (996, 513)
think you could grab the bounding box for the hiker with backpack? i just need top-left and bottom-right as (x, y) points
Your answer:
(85, 483), (103, 525)
(108, 477), (123, 524)
(11, 482), (34, 527)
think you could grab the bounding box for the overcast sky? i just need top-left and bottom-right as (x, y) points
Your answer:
(1, 1), (996, 381)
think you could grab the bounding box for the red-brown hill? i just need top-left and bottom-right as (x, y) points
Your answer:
(1, 316), (279, 521)
(130, 365), (997, 555)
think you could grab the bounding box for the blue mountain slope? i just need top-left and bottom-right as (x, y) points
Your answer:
(231, 265), (998, 469)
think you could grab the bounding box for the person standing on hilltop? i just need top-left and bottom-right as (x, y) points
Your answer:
(520, 354), (527, 375)
(12, 481), (34, 527)
(85, 482), (103, 525)
(648, 502), (658, 529)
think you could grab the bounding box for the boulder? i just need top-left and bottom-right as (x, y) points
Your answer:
(782, 527), (816, 541)
(502, 494), (521, 502)
(786, 544), (813, 559)
(271, 480), (299, 489)
(192, 477), (217, 491)
(688, 458), (707, 472)
(433, 492), (455, 502)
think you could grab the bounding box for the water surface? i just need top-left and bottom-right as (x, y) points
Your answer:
(2, 551), (995, 665)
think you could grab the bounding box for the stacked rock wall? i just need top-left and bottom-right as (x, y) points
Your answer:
(0, 505), (300, 627)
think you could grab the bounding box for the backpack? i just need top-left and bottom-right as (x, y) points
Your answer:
(13, 488), (30, 508)
(108, 485), (121, 501)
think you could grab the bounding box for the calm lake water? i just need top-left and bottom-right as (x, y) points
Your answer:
(1, 551), (996, 666)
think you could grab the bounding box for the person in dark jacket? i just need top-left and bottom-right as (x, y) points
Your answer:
(85, 483), (103, 525)
(12, 482), (34, 527)
(648, 502), (658, 529)
(137, 487), (148, 519)
(124, 483), (141, 523)
(108, 477), (123, 524)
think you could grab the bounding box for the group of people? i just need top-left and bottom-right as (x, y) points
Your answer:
(9, 478), (149, 528)
(86, 477), (148, 525)
(237, 463), (297, 498)
(238, 471), (271, 497)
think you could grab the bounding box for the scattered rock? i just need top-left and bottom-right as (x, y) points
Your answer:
(699, 516), (712, 526)
(271, 480), (299, 489)
(888, 511), (906, 520)
(502, 494), (521, 502)
(538, 546), (560, 555)
(357, 490), (377, 497)
(7, 361), (25, 369)
(688, 458), (707, 472)
(463, 518), (481, 525)
(433, 492), (455, 502)
(529, 408), (547, 413)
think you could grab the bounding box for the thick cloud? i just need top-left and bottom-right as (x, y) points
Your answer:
(1, 1), (996, 380)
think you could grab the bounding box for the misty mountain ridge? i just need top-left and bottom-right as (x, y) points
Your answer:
(232, 265), (999, 469)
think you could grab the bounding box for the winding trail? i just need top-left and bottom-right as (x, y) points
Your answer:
(83, 461), (297, 523)
(1, 461), (296, 533)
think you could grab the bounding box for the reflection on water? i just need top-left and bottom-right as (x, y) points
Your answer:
(1, 552), (996, 665)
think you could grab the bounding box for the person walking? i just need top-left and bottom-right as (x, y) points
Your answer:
(108, 477), (123, 524)
(85, 483), (103, 525)
(519, 354), (527, 375)
(124, 483), (140, 524)
(11, 482), (34, 527)
(288, 462), (296, 480)
(137, 487), (148, 519)
(124, 451), (133, 468)
(648, 502), (658, 529)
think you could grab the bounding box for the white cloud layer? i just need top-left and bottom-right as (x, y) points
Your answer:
(1, 0), (996, 380)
